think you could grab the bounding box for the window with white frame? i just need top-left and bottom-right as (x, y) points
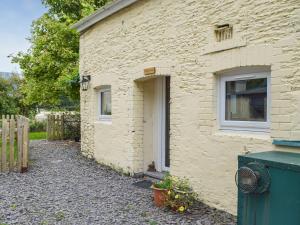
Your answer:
(98, 86), (111, 121)
(219, 71), (270, 132)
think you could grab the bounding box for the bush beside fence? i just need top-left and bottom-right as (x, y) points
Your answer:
(0, 115), (29, 173)
(30, 120), (47, 132)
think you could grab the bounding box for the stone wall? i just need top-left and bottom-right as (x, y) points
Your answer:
(79, 0), (300, 214)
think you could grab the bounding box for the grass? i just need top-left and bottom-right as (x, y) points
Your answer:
(0, 132), (46, 158)
(29, 132), (47, 140)
(0, 139), (17, 159)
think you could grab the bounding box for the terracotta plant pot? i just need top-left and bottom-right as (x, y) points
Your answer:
(151, 186), (168, 207)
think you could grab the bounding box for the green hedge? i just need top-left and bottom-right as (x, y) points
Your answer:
(30, 120), (47, 132)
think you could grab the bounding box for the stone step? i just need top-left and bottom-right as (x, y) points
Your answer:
(144, 171), (165, 181)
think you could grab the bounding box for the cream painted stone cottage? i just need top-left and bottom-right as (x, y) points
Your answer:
(73, 0), (300, 214)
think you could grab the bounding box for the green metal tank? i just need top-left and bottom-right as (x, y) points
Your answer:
(237, 151), (300, 225)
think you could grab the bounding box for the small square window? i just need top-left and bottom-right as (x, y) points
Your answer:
(98, 86), (111, 121)
(219, 72), (270, 132)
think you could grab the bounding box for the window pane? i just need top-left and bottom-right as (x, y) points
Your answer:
(225, 78), (267, 122)
(101, 90), (111, 115)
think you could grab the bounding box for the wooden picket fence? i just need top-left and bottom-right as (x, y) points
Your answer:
(0, 115), (29, 173)
(47, 114), (80, 141)
(47, 114), (64, 141)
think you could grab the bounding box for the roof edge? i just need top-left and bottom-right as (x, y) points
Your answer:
(71, 0), (140, 33)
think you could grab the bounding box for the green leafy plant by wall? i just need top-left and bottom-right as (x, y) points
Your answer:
(165, 177), (198, 213)
(152, 173), (173, 190)
(152, 174), (198, 213)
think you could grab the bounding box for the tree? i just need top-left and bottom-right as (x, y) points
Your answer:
(13, 14), (80, 107)
(0, 75), (32, 115)
(42, 0), (109, 22)
(12, 0), (110, 109)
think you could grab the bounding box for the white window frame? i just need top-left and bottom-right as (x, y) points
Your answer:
(219, 72), (271, 132)
(98, 86), (112, 122)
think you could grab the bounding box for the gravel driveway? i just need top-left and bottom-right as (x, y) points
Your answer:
(0, 141), (236, 225)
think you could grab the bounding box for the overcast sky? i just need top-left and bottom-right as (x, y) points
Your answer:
(0, 0), (46, 73)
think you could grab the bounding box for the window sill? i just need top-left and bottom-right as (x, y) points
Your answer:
(215, 129), (271, 140)
(220, 125), (270, 133)
(94, 120), (112, 125)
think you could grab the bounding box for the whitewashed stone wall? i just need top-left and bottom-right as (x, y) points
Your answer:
(79, 0), (300, 214)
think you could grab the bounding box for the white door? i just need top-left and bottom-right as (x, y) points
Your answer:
(154, 77), (170, 172)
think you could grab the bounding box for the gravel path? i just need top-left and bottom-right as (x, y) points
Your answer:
(0, 141), (236, 225)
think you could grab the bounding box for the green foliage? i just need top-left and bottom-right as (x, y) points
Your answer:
(153, 174), (198, 213)
(0, 74), (34, 115)
(149, 221), (158, 225)
(153, 173), (172, 189)
(10, 204), (17, 210)
(40, 221), (49, 225)
(42, 0), (110, 22)
(30, 120), (47, 132)
(12, 14), (80, 107)
(172, 177), (193, 193)
(62, 113), (80, 140)
(12, 0), (110, 108)
(165, 177), (198, 213)
(54, 211), (65, 221)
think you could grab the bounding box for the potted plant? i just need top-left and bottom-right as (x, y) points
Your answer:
(165, 177), (198, 213)
(151, 174), (172, 207)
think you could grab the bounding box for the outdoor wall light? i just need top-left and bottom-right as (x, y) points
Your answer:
(80, 75), (91, 91)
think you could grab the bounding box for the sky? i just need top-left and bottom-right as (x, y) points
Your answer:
(0, 0), (47, 73)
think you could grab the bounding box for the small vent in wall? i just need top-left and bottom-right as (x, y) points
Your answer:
(215, 24), (233, 42)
